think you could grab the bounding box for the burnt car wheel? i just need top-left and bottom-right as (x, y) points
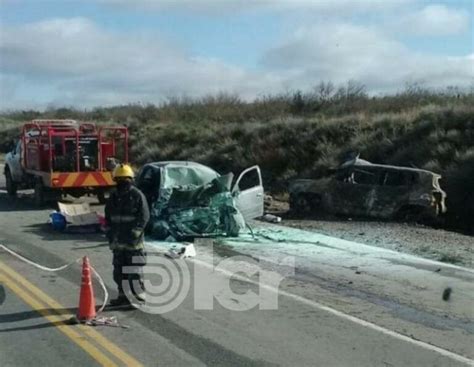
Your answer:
(396, 206), (438, 225)
(290, 193), (321, 217)
(296, 195), (311, 213)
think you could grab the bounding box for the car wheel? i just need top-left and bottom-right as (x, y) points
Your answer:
(397, 206), (435, 225)
(5, 169), (17, 196)
(34, 179), (44, 207)
(292, 194), (313, 216)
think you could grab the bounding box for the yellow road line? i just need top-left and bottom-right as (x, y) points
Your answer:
(0, 271), (118, 367)
(0, 260), (144, 367)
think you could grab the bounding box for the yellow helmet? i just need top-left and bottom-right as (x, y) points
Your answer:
(113, 164), (134, 179)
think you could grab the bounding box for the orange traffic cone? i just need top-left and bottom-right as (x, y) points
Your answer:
(77, 256), (96, 322)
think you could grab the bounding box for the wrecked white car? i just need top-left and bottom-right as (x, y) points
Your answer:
(136, 161), (264, 240)
(289, 159), (447, 223)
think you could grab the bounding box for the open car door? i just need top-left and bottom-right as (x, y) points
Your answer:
(232, 165), (264, 221)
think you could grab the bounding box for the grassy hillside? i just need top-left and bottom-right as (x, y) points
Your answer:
(1, 87), (473, 231)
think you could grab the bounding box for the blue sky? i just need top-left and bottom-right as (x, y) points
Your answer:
(0, 0), (472, 110)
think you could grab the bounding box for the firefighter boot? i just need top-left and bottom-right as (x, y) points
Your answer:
(109, 293), (131, 306)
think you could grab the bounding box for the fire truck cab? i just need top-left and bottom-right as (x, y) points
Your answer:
(4, 119), (128, 206)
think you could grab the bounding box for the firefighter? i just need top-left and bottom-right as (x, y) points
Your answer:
(105, 164), (150, 306)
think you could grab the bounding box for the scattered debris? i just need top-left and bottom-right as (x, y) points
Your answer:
(86, 316), (129, 329)
(68, 315), (129, 328)
(49, 211), (67, 231)
(50, 202), (101, 232)
(442, 287), (452, 301)
(165, 243), (196, 259)
(58, 202), (100, 226)
(261, 214), (282, 223)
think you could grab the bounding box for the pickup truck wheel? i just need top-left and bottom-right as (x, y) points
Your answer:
(5, 170), (17, 196)
(34, 180), (45, 207)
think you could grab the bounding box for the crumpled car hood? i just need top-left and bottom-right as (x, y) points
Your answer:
(148, 175), (245, 241)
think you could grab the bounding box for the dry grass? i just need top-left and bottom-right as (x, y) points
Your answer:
(1, 89), (473, 231)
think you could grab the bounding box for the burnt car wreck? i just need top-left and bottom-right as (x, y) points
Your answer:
(136, 161), (264, 240)
(289, 158), (447, 223)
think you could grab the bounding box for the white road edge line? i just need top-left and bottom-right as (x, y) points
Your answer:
(192, 257), (474, 366)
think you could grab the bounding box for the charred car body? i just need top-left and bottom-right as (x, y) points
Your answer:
(289, 159), (447, 222)
(136, 161), (264, 240)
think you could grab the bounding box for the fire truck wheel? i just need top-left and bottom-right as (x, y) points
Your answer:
(34, 180), (45, 207)
(97, 191), (107, 204)
(5, 170), (17, 196)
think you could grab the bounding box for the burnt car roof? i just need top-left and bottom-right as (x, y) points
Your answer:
(352, 163), (441, 177)
(341, 158), (441, 177)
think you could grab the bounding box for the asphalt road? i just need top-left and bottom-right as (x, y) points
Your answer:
(0, 284), (100, 366)
(0, 166), (473, 366)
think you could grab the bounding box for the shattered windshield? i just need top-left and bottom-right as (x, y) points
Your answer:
(162, 165), (220, 189)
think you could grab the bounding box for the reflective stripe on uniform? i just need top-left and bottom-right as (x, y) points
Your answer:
(110, 242), (145, 251)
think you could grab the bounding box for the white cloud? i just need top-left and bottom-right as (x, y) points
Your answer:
(261, 22), (474, 93)
(0, 18), (283, 109)
(0, 18), (186, 76)
(395, 4), (470, 35)
(97, 0), (414, 15)
(0, 16), (472, 110)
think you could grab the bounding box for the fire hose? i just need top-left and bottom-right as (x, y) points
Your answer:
(0, 244), (128, 327)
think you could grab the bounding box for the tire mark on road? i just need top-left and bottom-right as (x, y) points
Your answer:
(0, 283), (5, 305)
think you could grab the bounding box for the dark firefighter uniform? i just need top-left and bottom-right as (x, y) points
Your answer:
(105, 164), (150, 306)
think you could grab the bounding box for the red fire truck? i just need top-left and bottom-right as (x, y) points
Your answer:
(4, 120), (128, 206)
